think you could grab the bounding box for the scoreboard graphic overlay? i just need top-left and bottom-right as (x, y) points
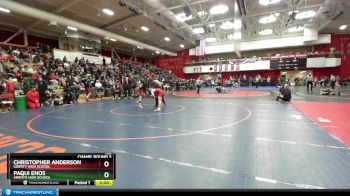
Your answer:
(7, 153), (116, 186)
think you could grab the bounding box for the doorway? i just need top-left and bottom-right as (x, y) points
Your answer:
(280, 70), (313, 86)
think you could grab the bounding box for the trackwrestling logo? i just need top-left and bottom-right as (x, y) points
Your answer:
(1, 188), (58, 195)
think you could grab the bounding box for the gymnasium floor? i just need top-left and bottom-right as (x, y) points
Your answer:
(1, 86), (350, 189)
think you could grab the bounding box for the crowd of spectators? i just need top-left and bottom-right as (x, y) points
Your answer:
(0, 45), (194, 110)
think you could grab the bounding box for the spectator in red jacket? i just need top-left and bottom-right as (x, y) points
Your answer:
(26, 86), (40, 109)
(5, 79), (15, 95)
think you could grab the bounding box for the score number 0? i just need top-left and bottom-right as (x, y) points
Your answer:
(104, 161), (110, 178)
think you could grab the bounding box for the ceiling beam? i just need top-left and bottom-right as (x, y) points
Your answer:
(0, 21), (21, 29)
(243, 3), (323, 18)
(155, 0), (212, 13)
(173, 16), (236, 29)
(3, 29), (23, 43)
(25, 0), (81, 31)
(42, 0), (102, 25)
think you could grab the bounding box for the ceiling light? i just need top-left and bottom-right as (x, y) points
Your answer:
(0, 7), (10, 13)
(209, 4), (229, 15)
(102, 8), (114, 16)
(192, 27), (205, 34)
(155, 51), (160, 54)
(259, 29), (273, 35)
(164, 37), (170, 41)
(288, 26), (304, 33)
(67, 26), (78, 31)
(259, 14), (277, 24)
(339, 25), (347, 30)
(180, 44), (185, 48)
(208, 23), (216, 28)
(220, 21), (235, 30)
(109, 38), (117, 42)
(137, 45), (143, 49)
(176, 12), (193, 22)
(197, 11), (207, 16)
(259, 0), (281, 6)
(295, 11), (316, 20)
(141, 26), (149, 32)
(228, 33), (242, 40)
(205, 37), (216, 42)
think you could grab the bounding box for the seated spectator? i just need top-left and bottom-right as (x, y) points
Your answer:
(26, 85), (40, 109)
(42, 90), (53, 106)
(53, 92), (64, 105)
(276, 84), (291, 101)
(64, 84), (76, 104)
(48, 73), (59, 86)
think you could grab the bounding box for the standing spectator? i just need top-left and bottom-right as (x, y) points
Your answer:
(255, 75), (260, 88)
(122, 75), (132, 99)
(4, 78), (15, 96)
(330, 74), (336, 90)
(95, 80), (103, 100)
(196, 77), (202, 94)
(37, 76), (48, 106)
(306, 73), (313, 92)
(267, 76), (272, 86)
